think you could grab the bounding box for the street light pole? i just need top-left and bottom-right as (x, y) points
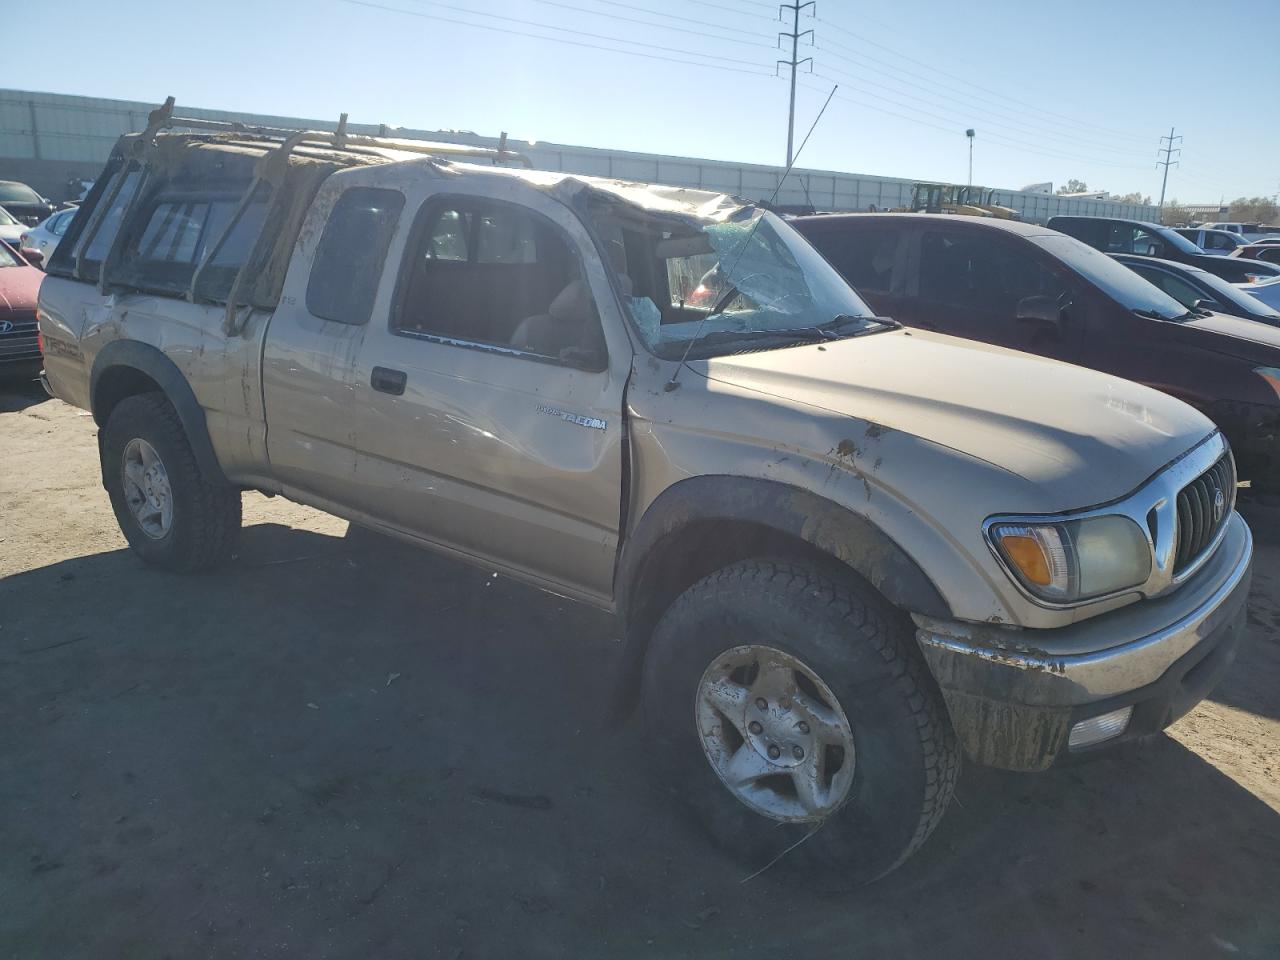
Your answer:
(966, 128), (975, 187)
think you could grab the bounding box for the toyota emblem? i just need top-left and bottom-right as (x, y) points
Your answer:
(1213, 488), (1225, 523)
(0, 320), (13, 334)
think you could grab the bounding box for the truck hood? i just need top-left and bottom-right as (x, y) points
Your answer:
(694, 328), (1215, 508)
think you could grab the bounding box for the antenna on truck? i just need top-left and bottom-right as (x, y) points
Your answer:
(664, 83), (838, 392)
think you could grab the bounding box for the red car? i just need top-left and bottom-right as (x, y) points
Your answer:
(0, 240), (44, 382)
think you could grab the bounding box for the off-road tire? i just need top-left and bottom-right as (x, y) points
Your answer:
(101, 392), (241, 571)
(642, 558), (959, 885)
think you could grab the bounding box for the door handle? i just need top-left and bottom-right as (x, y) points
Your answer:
(371, 366), (407, 396)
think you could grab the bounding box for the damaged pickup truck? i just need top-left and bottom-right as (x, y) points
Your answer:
(39, 100), (1253, 883)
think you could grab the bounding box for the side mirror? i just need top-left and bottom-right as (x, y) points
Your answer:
(22, 249), (43, 266)
(1016, 294), (1064, 329)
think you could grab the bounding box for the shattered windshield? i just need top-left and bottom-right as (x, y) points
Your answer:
(596, 205), (882, 359)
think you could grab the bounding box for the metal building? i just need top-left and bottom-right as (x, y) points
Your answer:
(0, 89), (1160, 223)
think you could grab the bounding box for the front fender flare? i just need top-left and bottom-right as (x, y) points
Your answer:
(611, 475), (950, 718)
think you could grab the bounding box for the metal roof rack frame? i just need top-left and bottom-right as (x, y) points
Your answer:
(81, 96), (535, 334)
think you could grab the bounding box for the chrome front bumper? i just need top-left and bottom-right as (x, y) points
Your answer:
(915, 513), (1253, 770)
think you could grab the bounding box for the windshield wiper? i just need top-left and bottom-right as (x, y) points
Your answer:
(1131, 307), (1187, 323)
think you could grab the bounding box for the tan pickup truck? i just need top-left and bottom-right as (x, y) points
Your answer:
(38, 103), (1252, 883)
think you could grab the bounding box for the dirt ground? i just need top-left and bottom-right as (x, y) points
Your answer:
(2, 380), (1278, 960)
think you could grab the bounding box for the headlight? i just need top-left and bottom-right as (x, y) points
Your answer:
(1256, 366), (1280, 400)
(989, 515), (1151, 604)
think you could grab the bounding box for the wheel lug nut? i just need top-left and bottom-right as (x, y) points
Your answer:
(767, 744), (781, 760)
(793, 745), (804, 760)
(748, 721), (763, 734)
(779, 696), (791, 710)
(755, 697), (768, 710)
(797, 721), (810, 734)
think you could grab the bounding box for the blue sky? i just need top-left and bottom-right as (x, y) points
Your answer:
(14, 0), (1278, 202)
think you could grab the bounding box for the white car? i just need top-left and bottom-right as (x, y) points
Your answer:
(1239, 274), (1280, 312)
(1201, 221), (1280, 243)
(1176, 227), (1250, 256)
(0, 205), (24, 249)
(18, 207), (77, 268)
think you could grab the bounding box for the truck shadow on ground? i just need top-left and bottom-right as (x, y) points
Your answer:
(0, 378), (48, 413)
(2, 522), (1278, 959)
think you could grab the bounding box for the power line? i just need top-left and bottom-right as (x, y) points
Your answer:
(811, 41), (1155, 159)
(567, 0), (775, 41)
(684, 0), (780, 21)
(394, 0), (770, 66)
(797, 78), (1153, 173)
(812, 58), (1154, 162)
(813, 15), (1155, 144)
(808, 74), (1151, 171)
(343, 0), (776, 75)
(521, 0), (777, 49)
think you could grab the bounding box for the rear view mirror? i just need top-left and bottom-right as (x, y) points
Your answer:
(1192, 298), (1220, 312)
(1143, 243), (1163, 257)
(654, 234), (715, 258)
(1016, 294), (1063, 328)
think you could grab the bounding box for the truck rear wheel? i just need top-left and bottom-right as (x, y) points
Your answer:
(101, 392), (241, 572)
(641, 558), (959, 885)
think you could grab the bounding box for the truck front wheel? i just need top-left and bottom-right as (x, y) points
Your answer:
(101, 392), (241, 572)
(641, 558), (959, 885)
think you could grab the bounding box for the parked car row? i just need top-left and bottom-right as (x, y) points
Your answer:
(0, 239), (44, 381)
(32, 112), (1258, 884)
(794, 212), (1280, 496)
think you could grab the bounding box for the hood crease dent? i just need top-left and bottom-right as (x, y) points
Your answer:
(692, 329), (1217, 509)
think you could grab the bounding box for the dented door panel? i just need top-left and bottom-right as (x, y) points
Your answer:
(345, 171), (630, 601)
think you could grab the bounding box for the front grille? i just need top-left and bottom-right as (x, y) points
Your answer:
(0, 318), (40, 362)
(1173, 453), (1235, 574)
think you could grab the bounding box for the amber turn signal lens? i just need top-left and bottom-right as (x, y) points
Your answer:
(999, 534), (1052, 585)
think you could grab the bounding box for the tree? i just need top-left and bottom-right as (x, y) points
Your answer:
(1227, 196), (1279, 224)
(1160, 199), (1192, 226)
(1056, 179), (1089, 195)
(1110, 191), (1152, 204)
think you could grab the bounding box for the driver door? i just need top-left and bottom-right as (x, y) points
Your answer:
(345, 178), (633, 605)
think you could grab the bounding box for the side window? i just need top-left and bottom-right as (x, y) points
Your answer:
(51, 210), (74, 237)
(393, 196), (605, 368)
(919, 231), (1065, 315)
(305, 187), (405, 325)
(1135, 269), (1200, 307)
(425, 209), (469, 261)
(193, 186), (272, 302)
(475, 208), (538, 264)
(112, 186), (271, 299)
(812, 227), (899, 294)
(78, 169), (141, 279)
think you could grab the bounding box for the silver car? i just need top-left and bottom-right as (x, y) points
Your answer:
(0, 206), (24, 249)
(19, 207), (77, 268)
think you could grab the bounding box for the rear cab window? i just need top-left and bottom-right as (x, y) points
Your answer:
(306, 186), (405, 325)
(112, 184), (272, 300)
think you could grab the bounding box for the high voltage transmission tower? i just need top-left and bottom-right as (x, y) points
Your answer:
(1157, 126), (1181, 219)
(778, 1), (814, 167)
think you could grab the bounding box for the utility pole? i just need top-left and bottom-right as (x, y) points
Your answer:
(966, 128), (975, 187)
(778, 1), (814, 168)
(1156, 126), (1181, 221)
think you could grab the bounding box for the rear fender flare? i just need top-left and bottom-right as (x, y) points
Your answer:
(90, 339), (228, 487)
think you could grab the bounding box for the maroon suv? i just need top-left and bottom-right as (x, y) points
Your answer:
(793, 213), (1280, 494)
